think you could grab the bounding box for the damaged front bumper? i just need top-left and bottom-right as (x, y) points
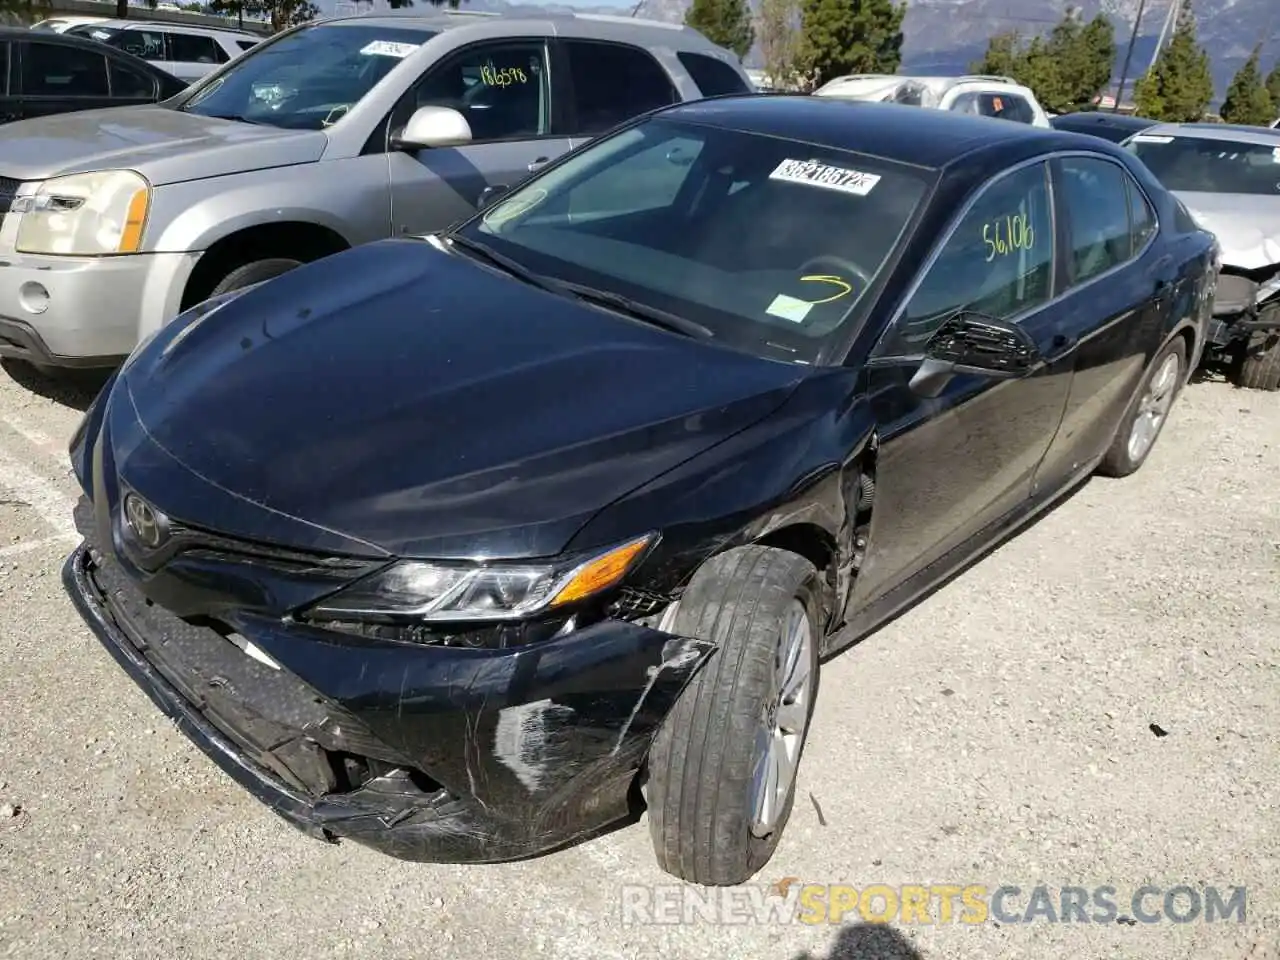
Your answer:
(1208, 270), (1280, 349)
(62, 528), (714, 863)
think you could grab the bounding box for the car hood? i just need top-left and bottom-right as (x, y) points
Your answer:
(110, 238), (806, 559)
(1175, 191), (1280, 271)
(0, 106), (326, 184)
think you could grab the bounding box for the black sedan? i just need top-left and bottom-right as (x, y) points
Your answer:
(62, 96), (1217, 887)
(0, 27), (186, 123)
(1050, 110), (1161, 143)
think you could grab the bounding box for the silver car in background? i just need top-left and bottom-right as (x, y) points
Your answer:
(0, 9), (752, 377)
(1126, 123), (1280, 391)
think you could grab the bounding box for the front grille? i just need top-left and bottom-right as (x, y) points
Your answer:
(0, 177), (24, 217)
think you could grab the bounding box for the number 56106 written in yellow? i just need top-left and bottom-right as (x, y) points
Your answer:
(983, 213), (1035, 261)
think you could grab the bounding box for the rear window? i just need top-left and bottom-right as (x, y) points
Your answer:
(676, 52), (751, 97)
(1128, 134), (1280, 195)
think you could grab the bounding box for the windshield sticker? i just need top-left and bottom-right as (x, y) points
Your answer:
(769, 159), (881, 196)
(982, 213), (1035, 261)
(91, 29), (111, 39)
(1273, 147), (1280, 163)
(480, 64), (528, 86)
(799, 274), (854, 304)
(481, 188), (547, 230)
(766, 293), (813, 323)
(1132, 134), (1173, 143)
(360, 40), (420, 58)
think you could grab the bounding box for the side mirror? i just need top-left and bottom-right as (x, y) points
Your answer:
(392, 105), (472, 151)
(908, 311), (1043, 399)
(478, 184), (510, 209)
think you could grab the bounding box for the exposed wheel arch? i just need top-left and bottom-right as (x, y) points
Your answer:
(181, 222), (351, 311)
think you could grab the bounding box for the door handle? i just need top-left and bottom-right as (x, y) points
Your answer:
(527, 156), (550, 172)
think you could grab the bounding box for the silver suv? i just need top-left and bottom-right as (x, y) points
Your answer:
(65, 19), (262, 82)
(0, 10), (751, 374)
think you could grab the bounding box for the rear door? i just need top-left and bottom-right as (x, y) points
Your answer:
(385, 38), (572, 235)
(15, 40), (115, 120)
(849, 159), (1078, 608)
(558, 38), (680, 150)
(164, 31), (229, 82)
(1031, 155), (1176, 490)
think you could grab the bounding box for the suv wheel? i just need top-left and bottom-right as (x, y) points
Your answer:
(645, 545), (821, 886)
(209, 258), (303, 297)
(1234, 331), (1280, 392)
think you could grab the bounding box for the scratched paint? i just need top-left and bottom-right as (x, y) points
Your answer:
(492, 698), (577, 791)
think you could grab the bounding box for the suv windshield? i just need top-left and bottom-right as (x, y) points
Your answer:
(454, 117), (932, 364)
(1127, 134), (1280, 195)
(177, 22), (437, 130)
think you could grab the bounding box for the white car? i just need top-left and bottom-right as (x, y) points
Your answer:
(64, 19), (261, 82)
(813, 74), (1052, 127)
(29, 15), (110, 33)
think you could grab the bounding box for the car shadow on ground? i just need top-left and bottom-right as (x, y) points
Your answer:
(0, 358), (111, 412)
(791, 923), (923, 960)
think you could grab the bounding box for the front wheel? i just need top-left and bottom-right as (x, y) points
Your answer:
(208, 258), (303, 298)
(645, 545), (821, 886)
(1096, 336), (1186, 479)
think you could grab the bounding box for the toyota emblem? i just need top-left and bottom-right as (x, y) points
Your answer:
(123, 494), (168, 549)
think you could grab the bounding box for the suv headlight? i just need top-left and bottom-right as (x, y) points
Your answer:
(304, 534), (654, 624)
(15, 170), (151, 256)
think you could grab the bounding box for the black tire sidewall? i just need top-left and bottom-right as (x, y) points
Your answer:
(1100, 336), (1187, 477)
(209, 258), (303, 298)
(647, 546), (822, 884)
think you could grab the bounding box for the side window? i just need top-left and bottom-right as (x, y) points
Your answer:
(411, 42), (549, 142)
(564, 134), (704, 219)
(982, 93), (1034, 123)
(676, 51), (751, 97)
(883, 162), (1054, 354)
(1126, 178), (1156, 254)
(106, 30), (166, 61)
(1056, 156), (1133, 284)
(169, 33), (223, 64)
(108, 58), (156, 98)
(565, 40), (678, 136)
(21, 42), (109, 97)
(948, 91), (981, 116)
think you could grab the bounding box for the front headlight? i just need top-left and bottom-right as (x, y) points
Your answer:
(14, 170), (151, 256)
(305, 534), (654, 624)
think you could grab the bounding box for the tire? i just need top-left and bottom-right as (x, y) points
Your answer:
(646, 545), (821, 886)
(208, 258), (303, 298)
(1235, 334), (1280, 392)
(1097, 335), (1187, 478)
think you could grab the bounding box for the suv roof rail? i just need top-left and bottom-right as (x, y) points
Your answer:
(571, 12), (687, 29)
(956, 74), (1020, 85)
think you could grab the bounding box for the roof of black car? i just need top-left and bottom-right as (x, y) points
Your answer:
(660, 95), (1069, 170)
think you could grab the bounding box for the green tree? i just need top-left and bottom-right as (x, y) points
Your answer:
(971, 29), (1023, 77)
(971, 9), (1114, 114)
(797, 0), (905, 90)
(757, 0), (803, 89)
(1219, 45), (1274, 126)
(685, 0), (755, 61)
(1263, 62), (1280, 114)
(1132, 0), (1214, 121)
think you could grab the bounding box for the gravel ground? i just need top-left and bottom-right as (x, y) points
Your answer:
(0, 360), (1277, 960)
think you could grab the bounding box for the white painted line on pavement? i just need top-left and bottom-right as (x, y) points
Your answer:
(0, 443), (78, 537)
(0, 534), (77, 559)
(2, 413), (60, 456)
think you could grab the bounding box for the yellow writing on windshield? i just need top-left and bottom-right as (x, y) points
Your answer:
(799, 274), (854, 304)
(982, 213), (1034, 261)
(480, 64), (528, 86)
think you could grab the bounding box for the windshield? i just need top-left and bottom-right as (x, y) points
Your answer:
(454, 118), (932, 364)
(1127, 134), (1280, 195)
(177, 23), (437, 130)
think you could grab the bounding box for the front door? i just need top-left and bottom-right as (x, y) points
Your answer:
(386, 39), (572, 237)
(849, 159), (1078, 608)
(16, 40), (116, 120)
